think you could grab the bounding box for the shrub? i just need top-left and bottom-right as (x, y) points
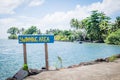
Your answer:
(108, 55), (117, 62)
(23, 64), (28, 71)
(105, 29), (120, 45)
(8, 34), (17, 39)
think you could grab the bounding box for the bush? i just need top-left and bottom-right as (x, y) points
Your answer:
(108, 55), (117, 62)
(23, 64), (28, 71)
(8, 34), (17, 39)
(105, 29), (120, 45)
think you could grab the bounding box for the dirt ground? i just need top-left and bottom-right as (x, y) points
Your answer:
(24, 59), (120, 80)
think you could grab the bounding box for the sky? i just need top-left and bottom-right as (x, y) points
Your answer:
(0, 0), (120, 39)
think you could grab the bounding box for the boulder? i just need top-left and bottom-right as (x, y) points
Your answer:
(29, 69), (42, 75)
(6, 77), (16, 80)
(95, 58), (106, 62)
(116, 54), (120, 58)
(13, 69), (28, 80)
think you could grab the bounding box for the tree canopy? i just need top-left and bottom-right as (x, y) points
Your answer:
(70, 10), (111, 42)
(7, 11), (120, 45)
(24, 26), (38, 34)
(7, 27), (19, 39)
(7, 27), (19, 35)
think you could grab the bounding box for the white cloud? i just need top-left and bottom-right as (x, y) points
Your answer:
(87, 0), (120, 15)
(0, 18), (17, 25)
(0, 0), (120, 39)
(41, 5), (89, 25)
(41, 0), (120, 26)
(28, 0), (44, 7)
(0, 0), (24, 14)
(0, 0), (45, 14)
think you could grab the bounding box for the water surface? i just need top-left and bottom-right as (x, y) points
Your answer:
(0, 39), (120, 80)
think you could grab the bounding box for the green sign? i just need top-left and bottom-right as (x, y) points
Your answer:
(18, 35), (54, 43)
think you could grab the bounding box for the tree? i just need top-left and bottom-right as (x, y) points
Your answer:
(70, 10), (111, 42)
(18, 28), (25, 34)
(70, 18), (80, 29)
(105, 29), (120, 45)
(7, 27), (19, 39)
(24, 26), (38, 34)
(38, 29), (41, 34)
(80, 10), (110, 42)
(111, 16), (120, 32)
(7, 27), (19, 35)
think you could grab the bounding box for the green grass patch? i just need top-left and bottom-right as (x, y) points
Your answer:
(108, 55), (117, 62)
(23, 64), (28, 71)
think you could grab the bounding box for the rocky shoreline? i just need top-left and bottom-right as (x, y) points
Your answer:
(27, 54), (120, 76)
(67, 54), (120, 68)
(7, 54), (120, 80)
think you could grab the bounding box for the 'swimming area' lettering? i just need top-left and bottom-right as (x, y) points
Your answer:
(18, 35), (54, 43)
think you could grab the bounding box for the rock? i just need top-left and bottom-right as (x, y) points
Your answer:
(116, 54), (120, 58)
(6, 77), (16, 80)
(72, 64), (79, 67)
(29, 69), (42, 75)
(41, 67), (47, 70)
(79, 41), (82, 44)
(78, 61), (96, 66)
(95, 58), (106, 62)
(49, 66), (56, 70)
(68, 66), (73, 68)
(105, 58), (109, 62)
(68, 61), (97, 68)
(13, 69), (29, 80)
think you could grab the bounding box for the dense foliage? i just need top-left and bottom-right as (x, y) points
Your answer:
(7, 27), (19, 39)
(8, 34), (18, 39)
(46, 29), (74, 41)
(70, 10), (120, 45)
(70, 10), (111, 42)
(24, 26), (38, 34)
(7, 26), (41, 39)
(105, 29), (120, 45)
(7, 10), (120, 45)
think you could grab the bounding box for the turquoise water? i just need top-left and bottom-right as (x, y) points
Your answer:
(0, 39), (120, 80)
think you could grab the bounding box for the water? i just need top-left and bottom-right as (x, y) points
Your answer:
(0, 39), (120, 80)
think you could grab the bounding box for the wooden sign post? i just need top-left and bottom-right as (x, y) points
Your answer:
(23, 44), (27, 64)
(18, 35), (54, 70)
(45, 43), (49, 70)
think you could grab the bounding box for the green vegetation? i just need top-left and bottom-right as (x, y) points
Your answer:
(24, 26), (38, 34)
(70, 10), (111, 42)
(70, 10), (120, 45)
(108, 55), (117, 62)
(46, 29), (74, 41)
(7, 10), (120, 45)
(105, 29), (120, 45)
(111, 16), (120, 32)
(7, 27), (19, 39)
(23, 64), (28, 71)
(57, 56), (63, 68)
(54, 56), (63, 69)
(8, 34), (18, 39)
(7, 26), (41, 39)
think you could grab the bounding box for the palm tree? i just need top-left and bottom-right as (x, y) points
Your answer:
(70, 18), (80, 29)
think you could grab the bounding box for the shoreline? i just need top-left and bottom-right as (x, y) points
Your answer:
(23, 54), (120, 80)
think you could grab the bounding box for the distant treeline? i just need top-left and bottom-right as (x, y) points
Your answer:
(7, 10), (120, 45)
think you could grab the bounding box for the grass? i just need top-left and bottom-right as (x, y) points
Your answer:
(108, 55), (117, 62)
(23, 64), (28, 71)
